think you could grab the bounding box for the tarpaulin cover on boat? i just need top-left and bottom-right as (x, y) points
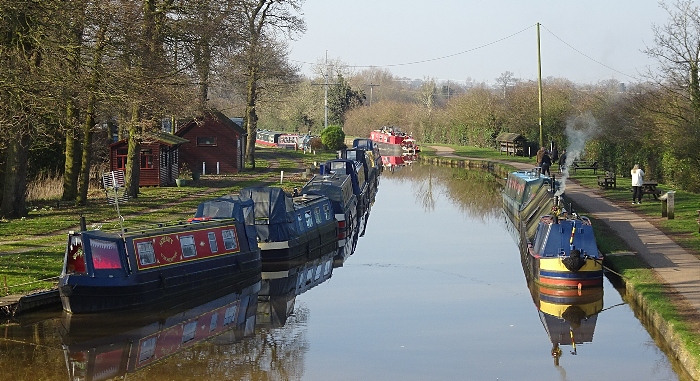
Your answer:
(192, 195), (258, 249)
(239, 187), (296, 243)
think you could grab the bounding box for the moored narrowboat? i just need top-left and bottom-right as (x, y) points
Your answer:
(352, 138), (382, 170)
(339, 148), (380, 204)
(527, 212), (604, 289)
(502, 169), (557, 238)
(238, 186), (338, 262)
(322, 158), (370, 217)
(369, 125), (419, 156)
(301, 173), (358, 248)
(58, 216), (262, 314)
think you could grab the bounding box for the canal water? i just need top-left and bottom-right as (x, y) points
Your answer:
(0, 163), (689, 381)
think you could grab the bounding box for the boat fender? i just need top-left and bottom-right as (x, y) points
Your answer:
(159, 273), (167, 289)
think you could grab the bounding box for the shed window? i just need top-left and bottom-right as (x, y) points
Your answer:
(197, 137), (217, 146)
(140, 149), (154, 169)
(116, 148), (128, 170)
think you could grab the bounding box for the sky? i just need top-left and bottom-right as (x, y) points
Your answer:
(287, 0), (672, 85)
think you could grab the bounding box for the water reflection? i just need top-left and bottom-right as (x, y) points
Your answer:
(522, 239), (604, 366)
(60, 275), (261, 380)
(258, 248), (335, 328)
(386, 163), (504, 219)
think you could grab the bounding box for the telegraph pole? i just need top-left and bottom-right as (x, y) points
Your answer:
(537, 22), (544, 149)
(367, 83), (379, 106)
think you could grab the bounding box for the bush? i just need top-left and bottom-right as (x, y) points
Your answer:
(320, 125), (346, 150)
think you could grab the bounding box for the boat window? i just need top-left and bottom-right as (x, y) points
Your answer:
(137, 241), (156, 266)
(182, 321), (197, 343)
(208, 232), (218, 253)
(90, 239), (123, 270)
(305, 210), (314, 228)
(180, 235), (197, 258)
(222, 229), (238, 251)
(209, 313), (219, 332)
(314, 207), (322, 224)
(297, 213), (304, 231)
(323, 204), (331, 220)
(224, 304), (238, 326)
(138, 337), (157, 363)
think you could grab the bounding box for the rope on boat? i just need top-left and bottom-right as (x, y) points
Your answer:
(587, 256), (627, 280)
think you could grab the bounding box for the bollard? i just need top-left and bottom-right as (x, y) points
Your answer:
(280, 170), (284, 184)
(660, 191), (675, 219)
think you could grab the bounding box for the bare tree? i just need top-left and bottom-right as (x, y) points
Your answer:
(237, 0), (305, 168)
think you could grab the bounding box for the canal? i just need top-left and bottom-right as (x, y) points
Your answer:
(0, 163), (689, 380)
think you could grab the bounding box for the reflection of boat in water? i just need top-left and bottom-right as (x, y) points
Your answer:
(503, 170), (603, 289)
(381, 154), (416, 172)
(528, 269), (604, 365)
(257, 249), (334, 328)
(61, 276), (261, 380)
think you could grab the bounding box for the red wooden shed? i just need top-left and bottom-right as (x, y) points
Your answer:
(109, 131), (189, 187)
(174, 110), (247, 175)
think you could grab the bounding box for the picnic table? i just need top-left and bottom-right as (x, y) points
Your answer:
(572, 160), (599, 174)
(641, 181), (662, 199)
(597, 171), (616, 189)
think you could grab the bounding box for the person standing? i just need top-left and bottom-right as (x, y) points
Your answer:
(536, 147), (546, 167)
(551, 146), (559, 164)
(558, 150), (567, 173)
(631, 164), (645, 204)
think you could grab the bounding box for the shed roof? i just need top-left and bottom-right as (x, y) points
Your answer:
(496, 132), (526, 142)
(176, 109), (246, 137)
(109, 130), (189, 147)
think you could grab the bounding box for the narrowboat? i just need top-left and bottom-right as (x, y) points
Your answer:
(527, 210), (604, 289)
(338, 148), (380, 203)
(369, 125), (419, 156)
(277, 133), (302, 149)
(502, 169), (557, 238)
(322, 158), (370, 217)
(58, 201), (261, 314)
(60, 277), (260, 380)
(301, 173), (358, 248)
(255, 129), (282, 147)
(352, 138), (382, 169)
(237, 186), (339, 262)
(257, 248), (334, 328)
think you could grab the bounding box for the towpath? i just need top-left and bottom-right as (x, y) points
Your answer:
(430, 145), (700, 318)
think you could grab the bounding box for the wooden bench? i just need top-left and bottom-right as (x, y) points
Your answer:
(597, 171), (616, 189)
(572, 161), (599, 174)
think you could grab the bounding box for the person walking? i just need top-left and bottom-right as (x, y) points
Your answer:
(631, 164), (645, 204)
(541, 151), (552, 176)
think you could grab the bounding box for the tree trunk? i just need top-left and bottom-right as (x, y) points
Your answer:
(62, 103), (81, 202)
(125, 104), (141, 199)
(1, 132), (31, 218)
(245, 65), (259, 168)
